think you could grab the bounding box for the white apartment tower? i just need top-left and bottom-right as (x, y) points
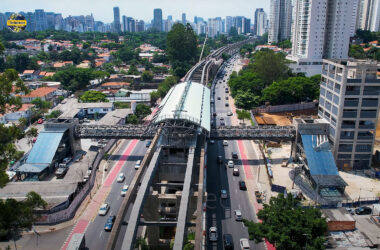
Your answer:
(257, 11), (268, 36)
(269, 0), (292, 43)
(319, 59), (380, 170)
(288, 0), (357, 76)
(356, 0), (380, 31)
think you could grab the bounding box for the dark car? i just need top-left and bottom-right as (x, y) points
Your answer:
(232, 152), (238, 159)
(223, 234), (234, 250)
(355, 206), (372, 215)
(217, 156), (223, 164)
(213, 112), (217, 117)
(146, 140), (152, 148)
(55, 167), (68, 179)
(104, 215), (116, 231)
(239, 181), (247, 191)
(217, 97), (221, 100)
(225, 103), (229, 107)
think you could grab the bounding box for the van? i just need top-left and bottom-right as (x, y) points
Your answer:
(135, 160), (141, 169)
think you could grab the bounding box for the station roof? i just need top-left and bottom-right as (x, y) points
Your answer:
(26, 128), (67, 165)
(301, 134), (347, 187)
(17, 163), (49, 173)
(153, 81), (210, 132)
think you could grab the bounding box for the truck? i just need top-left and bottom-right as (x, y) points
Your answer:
(67, 233), (85, 250)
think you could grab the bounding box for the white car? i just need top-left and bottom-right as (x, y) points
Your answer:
(209, 227), (218, 242)
(98, 203), (110, 216)
(134, 160), (141, 170)
(117, 173), (125, 182)
(209, 140), (215, 144)
(227, 160), (234, 168)
(235, 210), (242, 221)
(121, 184), (129, 196)
(223, 140), (228, 146)
(221, 189), (228, 199)
(240, 238), (250, 249)
(62, 157), (72, 164)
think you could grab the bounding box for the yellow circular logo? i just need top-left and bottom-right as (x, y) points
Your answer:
(7, 13), (27, 32)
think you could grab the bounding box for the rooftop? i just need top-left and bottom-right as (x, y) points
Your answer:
(21, 87), (57, 98)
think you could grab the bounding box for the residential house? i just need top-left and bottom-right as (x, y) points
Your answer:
(21, 87), (57, 103)
(0, 104), (35, 124)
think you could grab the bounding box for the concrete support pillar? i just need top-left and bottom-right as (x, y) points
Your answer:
(143, 191), (160, 246)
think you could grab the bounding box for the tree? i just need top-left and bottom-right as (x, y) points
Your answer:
(13, 53), (31, 72)
(229, 27), (238, 37)
(135, 103), (151, 120)
(166, 23), (198, 77)
(25, 127), (38, 144)
(0, 191), (47, 240)
(243, 193), (327, 250)
(31, 98), (51, 109)
(0, 41), (4, 54)
(126, 114), (139, 124)
(45, 110), (62, 119)
(80, 90), (108, 103)
(349, 45), (366, 59)
(0, 69), (29, 114)
(150, 91), (160, 104)
(118, 46), (135, 63)
(236, 109), (251, 124)
(127, 64), (140, 75)
(141, 70), (154, 82)
(261, 76), (320, 105)
(251, 50), (290, 86)
(134, 237), (149, 250)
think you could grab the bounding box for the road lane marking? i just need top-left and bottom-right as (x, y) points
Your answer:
(99, 231), (103, 238)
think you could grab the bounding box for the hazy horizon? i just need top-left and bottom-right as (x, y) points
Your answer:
(1, 0), (270, 23)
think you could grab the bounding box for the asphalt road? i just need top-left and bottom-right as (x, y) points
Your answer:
(84, 140), (147, 250)
(206, 56), (265, 250)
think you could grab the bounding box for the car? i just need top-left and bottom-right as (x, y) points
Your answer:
(234, 210), (242, 221)
(146, 140), (152, 148)
(227, 160), (234, 168)
(223, 234), (234, 250)
(345, 207), (355, 215)
(62, 157), (72, 164)
(121, 184), (129, 196)
(220, 121), (225, 126)
(37, 118), (44, 124)
(220, 117), (224, 121)
(239, 181), (247, 190)
(209, 227), (218, 242)
(227, 112), (233, 116)
(232, 152), (238, 159)
(213, 112), (217, 116)
(225, 103), (229, 107)
(233, 168), (239, 176)
(117, 173), (125, 182)
(223, 140), (228, 146)
(32, 137), (37, 143)
(135, 160), (141, 169)
(221, 189), (228, 199)
(355, 206), (372, 215)
(104, 215), (116, 231)
(55, 167), (68, 179)
(217, 97), (221, 100)
(209, 140), (215, 144)
(98, 203), (110, 216)
(240, 238), (250, 250)
(217, 156), (223, 164)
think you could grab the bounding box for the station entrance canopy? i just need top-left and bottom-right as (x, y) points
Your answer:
(152, 81), (210, 132)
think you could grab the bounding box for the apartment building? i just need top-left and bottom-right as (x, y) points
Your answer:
(318, 59), (380, 170)
(269, 0), (292, 43)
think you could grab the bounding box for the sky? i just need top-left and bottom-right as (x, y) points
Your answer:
(1, 0), (270, 23)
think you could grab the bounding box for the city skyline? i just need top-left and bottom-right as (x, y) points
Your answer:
(0, 0), (270, 23)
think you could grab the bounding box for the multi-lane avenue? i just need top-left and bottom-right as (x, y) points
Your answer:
(206, 55), (266, 250)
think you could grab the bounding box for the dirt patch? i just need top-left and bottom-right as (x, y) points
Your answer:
(257, 108), (318, 126)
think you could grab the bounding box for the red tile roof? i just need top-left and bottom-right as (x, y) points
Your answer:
(21, 87), (57, 98)
(23, 70), (35, 74)
(101, 82), (130, 87)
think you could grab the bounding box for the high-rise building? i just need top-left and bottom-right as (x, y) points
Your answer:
(256, 10), (267, 36)
(208, 18), (223, 37)
(235, 16), (243, 34)
(268, 0), (292, 43)
(85, 14), (94, 31)
(288, 0), (356, 76)
(242, 18), (251, 34)
(35, 9), (48, 31)
(253, 8), (264, 35)
(168, 15), (173, 21)
(24, 12), (36, 31)
(122, 15), (127, 32)
(136, 20), (145, 32)
(225, 16), (234, 34)
(0, 13), (7, 31)
(319, 59), (380, 170)
(194, 16), (198, 24)
(113, 7), (121, 32)
(153, 8), (163, 31)
(182, 13), (186, 25)
(165, 19), (173, 32)
(356, 0), (380, 31)
(127, 17), (135, 32)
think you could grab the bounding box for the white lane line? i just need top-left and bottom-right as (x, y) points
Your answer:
(238, 204), (241, 209)
(99, 231), (103, 238)
(116, 195), (120, 201)
(235, 189), (237, 194)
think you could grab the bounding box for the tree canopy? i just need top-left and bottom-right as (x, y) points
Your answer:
(166, 23), (198, 78)
(141, 70), (154, 82)
(80, 90), (108, 103)
(135, 103), (151, 120)
(243, 193), (327, 250)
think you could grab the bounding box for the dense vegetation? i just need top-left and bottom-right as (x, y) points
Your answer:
(166, 23), (198, 78)
(349, 29), (380, 60)
(149, 76), (178, 104)
(80, 90), (108, 103)
(243, 194), (327, 250)
(228, 49), (320, 109)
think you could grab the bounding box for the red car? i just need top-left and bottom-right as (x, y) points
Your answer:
(37, 118), (43, 124)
